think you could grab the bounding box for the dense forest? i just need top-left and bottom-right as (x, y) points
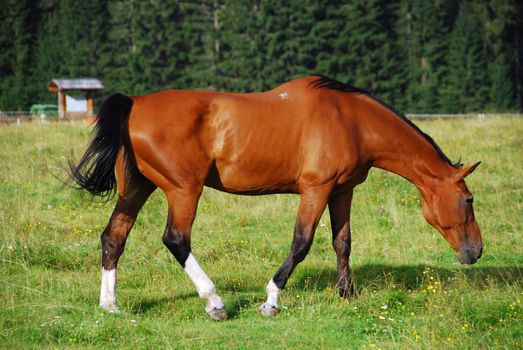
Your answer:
(1, 0), (522, 113)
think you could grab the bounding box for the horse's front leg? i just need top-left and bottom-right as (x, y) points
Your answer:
(162, 188), (226, 321)
(260, 187), (330, 316)
(328, 189), (355, 298)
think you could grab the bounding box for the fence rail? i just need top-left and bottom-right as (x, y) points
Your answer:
(0, 111), (32, 124)
(0, 111), (31, 116)
(406, 113), (522, 119)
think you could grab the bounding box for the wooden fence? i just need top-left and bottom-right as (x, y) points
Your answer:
(0, 111), (32, 124)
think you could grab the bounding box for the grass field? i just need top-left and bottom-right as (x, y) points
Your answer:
(0, 118), (521, 349)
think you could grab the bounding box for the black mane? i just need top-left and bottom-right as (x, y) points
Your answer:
(310, 75), (461, 169)
(310, 75), (369, 95)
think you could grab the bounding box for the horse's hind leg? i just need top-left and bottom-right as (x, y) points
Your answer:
(260, 186), (331, 316)
(162, 187), (226, 320)
(328, 189), (355, 298)
(99, 158), (156, 311)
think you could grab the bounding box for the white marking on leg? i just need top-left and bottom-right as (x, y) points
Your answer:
(265, 279), (281, 308)
(100, 268), (117, 311)
(260, 279), (281, 316)
(184, 253), (224, 313)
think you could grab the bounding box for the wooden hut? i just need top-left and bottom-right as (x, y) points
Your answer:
(47, 78), (104, 119)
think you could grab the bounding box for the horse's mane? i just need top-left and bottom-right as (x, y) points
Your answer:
(310, 75), (461, 169)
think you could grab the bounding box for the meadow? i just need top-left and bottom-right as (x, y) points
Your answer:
(0, 118), (521, 349)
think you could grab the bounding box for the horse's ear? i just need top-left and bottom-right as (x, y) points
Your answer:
(454, 161), (481, 181)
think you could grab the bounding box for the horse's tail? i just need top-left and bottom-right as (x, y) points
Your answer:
(68, 93), (133, 197)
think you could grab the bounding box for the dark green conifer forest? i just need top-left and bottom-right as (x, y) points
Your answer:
(1, 0), (522, 113)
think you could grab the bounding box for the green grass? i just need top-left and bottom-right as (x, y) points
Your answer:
(0, 118), (521, 349)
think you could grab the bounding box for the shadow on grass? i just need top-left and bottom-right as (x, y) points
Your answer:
(225, 294), (260, 319)
(127, 264), (521, 318)
(128, 293), (195, 314)
(292, 264), (523, 292)
(128, 290), (261, 319)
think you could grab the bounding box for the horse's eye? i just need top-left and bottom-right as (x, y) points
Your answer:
(465, 197), (473, 204)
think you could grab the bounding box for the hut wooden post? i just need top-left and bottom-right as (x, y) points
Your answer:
(58, 91), (66, 119)
(86, 91), (93, 116)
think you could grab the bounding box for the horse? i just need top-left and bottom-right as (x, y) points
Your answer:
(69, 75), (482, 320)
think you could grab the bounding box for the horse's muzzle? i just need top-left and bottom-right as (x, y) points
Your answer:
(458, 242), (483, 265)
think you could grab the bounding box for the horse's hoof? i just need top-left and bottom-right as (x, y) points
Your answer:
(339, 289), (356, 299)
(338, 284), (356, 299)
(100, 304), (120, 313)
(207, 307), (227, 321)
(260, 303), (279, 316)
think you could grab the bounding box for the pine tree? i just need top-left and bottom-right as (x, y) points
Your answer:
(32, 1), (63, 105)
(489, 57), (514, 111)
(104, 0), (138, 94)
(335, 0), (404, 106)
(127, 1), (186, 92)
(483, 0), (517, 111)
(106, 0), (202, 95)
(155, 2), (192, 90)
(516, 1), (523, 111)
(400, 0), (448, 113)
(0, 0), (38, 110)
(308, 2), (348, 78)
(85, 0), (111, 77)
(215, 1), (264, 91)
(442, 2), (489, 113)
(257, 1), (294, 89)
(56, 0), (92, 78)
(283, 0), (318, 79)
(0, 2), (16, 110)
(178, 1), (216, 89)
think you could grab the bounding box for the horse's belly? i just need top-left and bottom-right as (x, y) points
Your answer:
(204, 161), (299, 195)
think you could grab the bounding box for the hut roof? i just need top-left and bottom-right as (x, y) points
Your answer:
(48, 78), (104, 92)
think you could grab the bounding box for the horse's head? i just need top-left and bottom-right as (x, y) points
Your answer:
(421, 162), (483, 265)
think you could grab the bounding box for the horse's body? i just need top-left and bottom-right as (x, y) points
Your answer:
(71, 76), (482, 320)
(131, 77), (369, 196)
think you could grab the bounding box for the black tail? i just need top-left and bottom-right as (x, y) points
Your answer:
(69, 93), (133, 197)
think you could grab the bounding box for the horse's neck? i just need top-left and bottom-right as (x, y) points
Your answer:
(364, 105), (453, 194)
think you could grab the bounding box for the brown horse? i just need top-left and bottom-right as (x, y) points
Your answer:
(70, 75), (482, 320)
